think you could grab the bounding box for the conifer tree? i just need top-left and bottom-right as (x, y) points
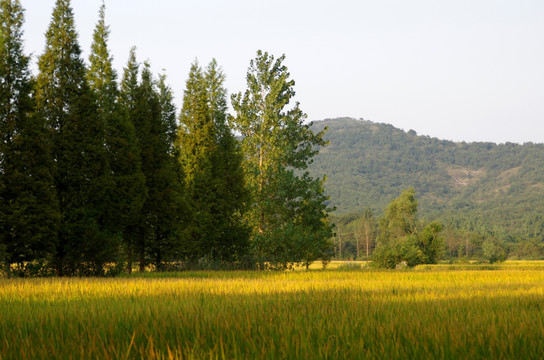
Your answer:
(87, 4), (146, 274)
(178, 62), (216, 258)
(121, 53), (184, 271)
(147, 68), (185, 269)
(231, 51), (333, 269)
(0, 0), (59, 275)
(35, 0), (113, 275)
(178, 60), (249, 262)
(205, 60), (250, 261)
(120, 47), (140, 112)
(119, 47), (143, 272)
(158, 73), (178, 155)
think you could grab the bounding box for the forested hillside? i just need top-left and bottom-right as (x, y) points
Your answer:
(310, 118), (544, 236)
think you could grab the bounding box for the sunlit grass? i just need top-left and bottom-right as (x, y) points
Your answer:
(1, 263), (544, 359)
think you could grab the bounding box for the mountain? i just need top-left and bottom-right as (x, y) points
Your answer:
(309, 118), (544, 235)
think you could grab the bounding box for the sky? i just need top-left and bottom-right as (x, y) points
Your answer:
(21, 0), (544, 144)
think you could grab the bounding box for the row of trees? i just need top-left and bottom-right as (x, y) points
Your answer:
(333, 186), (544, 265)
(0, 0), (333, 276)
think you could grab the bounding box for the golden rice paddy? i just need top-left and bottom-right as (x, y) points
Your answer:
(1, 261), (543, 359)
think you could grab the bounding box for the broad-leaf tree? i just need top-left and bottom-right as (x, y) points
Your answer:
(231, 50), (333, 269)
(373, 188), (444, 268)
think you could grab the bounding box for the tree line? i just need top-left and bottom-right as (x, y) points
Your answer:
(0, 0), (333, 276)
(332, 187), (544, 265)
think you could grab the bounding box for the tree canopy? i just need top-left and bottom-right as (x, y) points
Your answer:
(231, 51), (333, 269)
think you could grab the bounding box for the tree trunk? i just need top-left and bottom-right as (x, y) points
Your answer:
(258, 145), (264, 234)
(126, 245), (132, 274)
(356, 235), (360, 260)
(139, 248), (145, 272)
(338, 226), (342, 259)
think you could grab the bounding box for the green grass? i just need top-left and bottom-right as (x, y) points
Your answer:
(1, 262), (544, 359)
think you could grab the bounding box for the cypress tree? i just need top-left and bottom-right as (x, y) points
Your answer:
(0, 0), (59, 275)
(231, 51), (333, 269)
(87, 4), (146, 274)
(151, 71), (186, 268)
(121, 52), (185, 271)
(205, 60), (250, 261)
(119, 48), (145, 271)
(35, 0), (113, 275)
(178, 62), (216, 259)
(177, 60), (249, 262)
(158, 73), (178, 155)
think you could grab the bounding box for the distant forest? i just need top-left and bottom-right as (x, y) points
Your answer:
(310, 118), (544, 261)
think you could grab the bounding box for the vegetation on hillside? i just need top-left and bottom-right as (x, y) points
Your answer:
(310, 118), (544, 261)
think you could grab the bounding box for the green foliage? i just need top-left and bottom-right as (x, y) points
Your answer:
(379, 188), (418, 241)
(87, 4), (147, 274)
(309, 118), (544, 258)
(231, 51), (333, 269)
(373, 189), (444, 268)
(353, 208), (376, 260)
(0, 0), (59, 273)
(482, 238), (507, 264)
(36, 0), (118, 276)
(417, 221), (445, 264)
(177, 60), (249, 262)
(121, 54), (186, 271)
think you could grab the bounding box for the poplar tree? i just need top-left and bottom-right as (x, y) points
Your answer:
(35, 0), (112, 275)
(87, 4), (146, 273)
(0, 0), (59, 274)
(231, 51), (332, 268)
(178, 60), (249, 262)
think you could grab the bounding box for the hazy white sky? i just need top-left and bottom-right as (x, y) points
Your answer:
(21, 0), (544, 144)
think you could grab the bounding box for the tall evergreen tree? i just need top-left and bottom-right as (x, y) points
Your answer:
(120, 47), (140, 112)
(147, 68), (186, 269)
(35, 0), (112, 275)
(87, 4), (146, 274)
(178, 62), (217, 259)
(0, 0), (59, 275)
(178, 60), (249, 261)
(158, 72), (178, 155)
(205, 60), (250, 261)
(119, 47), (143, 272)
(121, 53), (185, 271)
(231, 51), (332, 269)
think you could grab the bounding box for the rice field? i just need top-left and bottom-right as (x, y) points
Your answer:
(1, 262), (544, 359)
